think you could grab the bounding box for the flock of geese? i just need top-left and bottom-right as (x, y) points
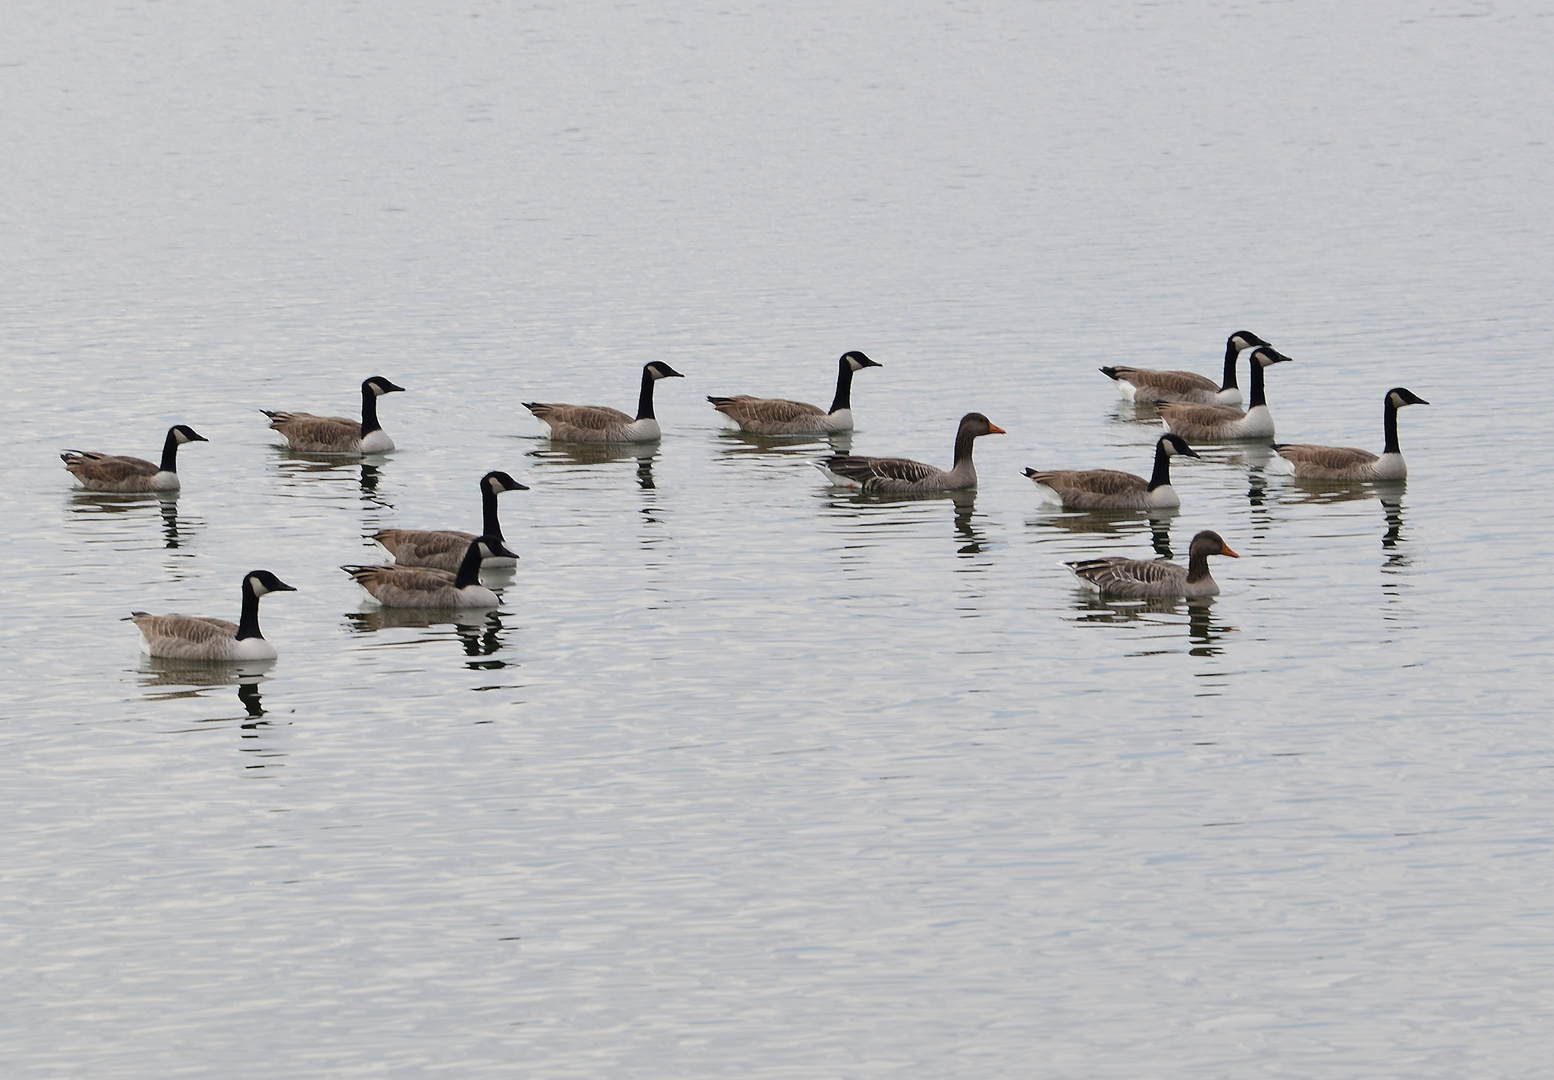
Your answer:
(62, 333), (1428, 660)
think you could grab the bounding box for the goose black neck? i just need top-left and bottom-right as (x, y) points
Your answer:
(1220, 338), (1241, 392)
(828, 357), (856, 414)
(159, 429), (182, 473)
(1248, 356), (1270, 409)
(1383, 397), (1401, 455)
(480, 483), (505, 541)
(361, 384), (383, 435)
(236, 583), (264, 641)
(636, 368), (657, 421)
(1147, 442), (1174, 491)
(953, 426), (979, 465)
(454, 544), (485, 589)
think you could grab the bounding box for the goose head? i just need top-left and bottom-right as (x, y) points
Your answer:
(363, 376), (406, 396)
(1228, 330), (1271, 353)
(1386, 387), (1429, 409)
(170, 424), (208, 445)
(483, 470), (530, 494)
(842, 350), (881, 371)
(246, 570), (298, 597)
(645, 362), (684, 381)
(1187, 531), (1239, 560)
(475, 535), (519, 560)
(1250, 346), (1292, 368)
(1159, 434), (1200, 459)
(958, 412), (1007, 439)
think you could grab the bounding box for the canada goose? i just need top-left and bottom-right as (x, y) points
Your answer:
(708, 351), (881, 435)
(128, 570), (296, 660)
(343, 536), (501, 608)
(1024, 434), (1200, 511)
(371, 470), (528, 571)
(1157, 346), (1290, 442)
(523, 362), (684, 442)
(61, 424), (207, 492)
(1064, 529), (1239, 598)
(1101, 331), (1276, 406)
(816, 412), (1005, 492)
(263, 376), (405, 454)
(1275, 387), (1428, 481)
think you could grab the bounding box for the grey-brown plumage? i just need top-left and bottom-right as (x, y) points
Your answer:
(816, 413), (1005, 493)
(61, 425), (207, 492)
(1157, 346), (1290, 442)
(1064, 529), (1239, 598)
(343, 537), (501, 608)
(1274, 387), (1427, 481)
(264, 376), (405, 453)
(372, 470), (527, 571)
(524, 362), (683, 443)
(708, 351), (880, 435)
(1024, 435), (1199, 510)
(129, 570), (296, 660)
(1100, 331), (1277, 406)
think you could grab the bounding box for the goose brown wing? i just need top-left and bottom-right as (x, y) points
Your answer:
(1068, 556), (1187, 593)
(372, 529), (476, 568)
(265, 412), (363, 445)
(1274, 444), (1379, 470)
(64, 452), (159, 482)
(130, 614), (239, 643)
(826, 454), (941, 486)
(1106, 367), (1218, 397)
(1156, 402), (1242, 426)
(345, 565), (456, 593)
(1029, 469), (1148, 497)
(524, 403), (633, 430)
(710, 396), (826, 424)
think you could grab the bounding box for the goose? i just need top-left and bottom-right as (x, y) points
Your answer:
(1024, 434), (1200, 511)
(62, 424), (207, 492)
(371, 470), (528, 571)
(1101, 331), (1277, 406)
(1275, 387), (1428, 481)
(523, 362), (684, 442)
(263, 375), (405, 454)
(343, 536), (501, 608)
(816, 412), (1005, 492)
(1157, 346), (1290, 442)
(129, 570), (296, 660)
(708, 351), (881, 435)
(1064, 529), (1239, 598)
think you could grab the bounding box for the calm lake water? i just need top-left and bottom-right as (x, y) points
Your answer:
(4, 1), (1553, 1076)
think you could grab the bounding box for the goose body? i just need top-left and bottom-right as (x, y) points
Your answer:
(1101, 331), (1273, 406)
(264, 376), (405, 454)
(1275, 387), (1427, 481)
(344, 537), (501, 608)
(708, 351), (880, 435)
(1024, 434), (1199, 511)
(817, 412), (1005, 493)
(373, 471), (528, 571)
(524, 362), (683, 443)
(130, 570), (296, 660)
(1158, 346), (1290, 442)
(1064, 530), (1239, 598)
(62, 425), (207, 492)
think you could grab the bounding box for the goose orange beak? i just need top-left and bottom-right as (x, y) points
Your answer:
(987, 422), (1006, 435)
(1220, 543), (1240, 558)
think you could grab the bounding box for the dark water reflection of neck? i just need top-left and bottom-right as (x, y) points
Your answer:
(1029, 505), (1177, 557)
(1070, 595), (1234, 657)
(69, 491), (200, 551)
(345, 608), (513, 667)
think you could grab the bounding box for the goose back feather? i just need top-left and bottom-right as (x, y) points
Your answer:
(817, 412), (1004, 492)
(524, 362), (683, 443)
(62, 425), (207, 492)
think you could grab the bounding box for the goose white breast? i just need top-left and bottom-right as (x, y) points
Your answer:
(129, 570), (296, 661)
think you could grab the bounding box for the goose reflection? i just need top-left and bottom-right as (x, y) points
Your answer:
(526, 441), (658, 490)
(273, 449), (394, 508)
(345, 607), (512, 666)
(1282, 480), (1410, 563)
(69, 491), (200, 550)
(138, 657), (274, 719)
(1030, 506), (1176, 558)
(1108, 399), (1164, 427)
(952, 490), (986, 557)
(717, 430), (855, 457)
(1070, 595), (1234, 656)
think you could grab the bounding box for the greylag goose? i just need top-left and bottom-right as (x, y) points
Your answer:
(1275, 387), (1428, 481)
(1157, 346), (1290, 442)
(343, 537), (501, 608)
(129, 570), (296, 660)
(1024, 434), (1199, 510)
(264, 376), (405, 453)
(372, 470), (528, 571)
(816, 412), (1005, 492)
(1064, 529), (1239, 598)
(523, 362), (683, 442)
(708, 350), (881, 434)
(1101, 331), (1277, 406)
(62, 424), (207, 492)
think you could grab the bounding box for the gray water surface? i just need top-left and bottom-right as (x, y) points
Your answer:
(4, 2), (1554, 1076)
